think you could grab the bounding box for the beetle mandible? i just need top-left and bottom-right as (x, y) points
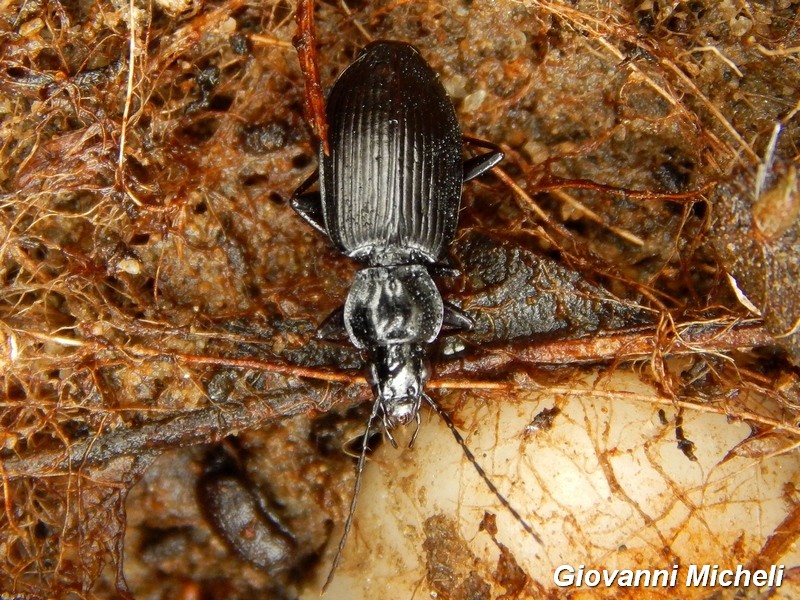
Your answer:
(292, 40), (503, 436)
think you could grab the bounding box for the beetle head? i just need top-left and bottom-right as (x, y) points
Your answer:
(368, 343), (429, 429)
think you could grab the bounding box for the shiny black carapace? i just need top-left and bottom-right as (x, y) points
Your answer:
(292, 40), (503, 434)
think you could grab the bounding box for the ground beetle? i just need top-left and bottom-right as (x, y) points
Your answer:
(291, 40), (525, 587)
(292, 40), (503, 433)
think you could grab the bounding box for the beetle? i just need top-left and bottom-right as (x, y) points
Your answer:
(292, 40), (503, 435)
(291, 40), (533, 588)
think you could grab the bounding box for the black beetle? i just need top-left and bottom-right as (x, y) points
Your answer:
(291, 41), (521, 587)
(292, 40), (503, 436)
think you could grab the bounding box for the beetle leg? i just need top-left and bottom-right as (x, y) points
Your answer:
(290, 169), (328, 235)
(428, 260), (461, 278)
(462, 136), (504, 182)
(315, 305), (348, 340)
(441, 302), (474, 333)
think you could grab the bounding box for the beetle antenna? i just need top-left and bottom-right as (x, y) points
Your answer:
(422, 394), (543, 545)
(322, 398), (381, 592)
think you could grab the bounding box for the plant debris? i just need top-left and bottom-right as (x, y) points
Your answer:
(1, 0), (798, 598)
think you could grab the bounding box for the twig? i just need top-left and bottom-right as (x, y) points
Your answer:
(437, 320), (773, 371)
(2, 391), (316, 478)
(293, 0), (329, 154)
